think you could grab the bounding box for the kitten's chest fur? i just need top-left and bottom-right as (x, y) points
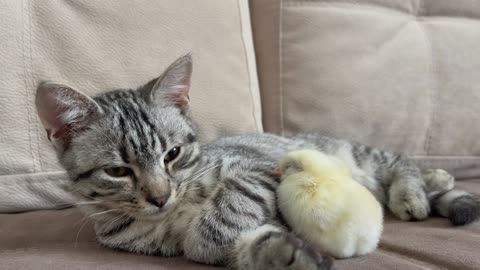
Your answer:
(93, 196), (203, 256)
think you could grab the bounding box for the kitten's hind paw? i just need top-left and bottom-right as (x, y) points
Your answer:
(423, 169), (455, 196)
(253, 232), (333, 270)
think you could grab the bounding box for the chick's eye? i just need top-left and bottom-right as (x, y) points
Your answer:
(164, 147), (181, 163)
(283, 162), (293, 170)
(283, 162), (298, 172)
(104, 167), (132, 177)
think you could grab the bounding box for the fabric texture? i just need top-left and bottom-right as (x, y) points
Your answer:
(250, 0), (480, 179)
(0, 0), (261, 212)
(1, 178), (479, 270)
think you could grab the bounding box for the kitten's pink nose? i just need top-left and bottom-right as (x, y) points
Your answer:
(147, 193), (170, 208)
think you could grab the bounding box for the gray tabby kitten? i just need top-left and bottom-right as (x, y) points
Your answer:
(35, 55), (479, 270)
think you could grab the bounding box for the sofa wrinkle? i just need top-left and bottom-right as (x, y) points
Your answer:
(0, 243), (96, 255)
(0, 171), (66, 180)
(29, 3), (45, 173)
(373, 20), (412, 51)
(375, 249), (436, 270)
(417, 15), (480, 23)
(237, 0), (262, 133)
(412, 155), (480, 159)
(21, 0), (37, 174)
(380, 241), (460, 270)
(416, 16), (438, 156)
(283, 1), (411, 17)
(279, 0), (285, 135)
(284, 1), (480, 22)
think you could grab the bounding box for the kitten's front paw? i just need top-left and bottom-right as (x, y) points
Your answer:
(389, 188), (430, 221)
(254, 232), (333, 270)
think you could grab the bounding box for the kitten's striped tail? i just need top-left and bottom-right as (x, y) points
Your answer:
(424, 169), (480, 226)
(432, 190), (480, 226)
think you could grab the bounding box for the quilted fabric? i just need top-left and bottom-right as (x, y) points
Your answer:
(0, 0), (260, 212)
(251, 0), (480, 178)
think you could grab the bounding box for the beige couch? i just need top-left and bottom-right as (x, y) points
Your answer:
(1, 0), (479, 269)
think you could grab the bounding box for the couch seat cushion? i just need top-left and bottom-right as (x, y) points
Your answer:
(1, 179), (479, 270)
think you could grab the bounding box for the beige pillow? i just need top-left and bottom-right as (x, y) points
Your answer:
(251, 0), (480, 179)
(0, 0), (261, 212)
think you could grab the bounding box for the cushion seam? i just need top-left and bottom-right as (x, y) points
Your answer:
(0, 170), (66, 180)
(0, 179), (67, 184)
(237, 0), (263, 133)
(29, 1), (45, 172)
(21, 0), (38, 173)
(283, 1), (415, 17)
(0, 243), (97, 254)
(376, 248), (439, 270)
(416, 4), (439, 156)
(413, 156), (480, 159)
(380, 241), (460, 270)
(283, 1), (480, 22)
(279, 0), (285, 135)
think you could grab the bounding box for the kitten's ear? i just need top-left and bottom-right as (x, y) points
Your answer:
(143, 54), (192, 110)
(35, 82), (102, 150)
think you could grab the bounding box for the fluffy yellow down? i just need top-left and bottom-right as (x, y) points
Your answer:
(277, 150), (383, 258)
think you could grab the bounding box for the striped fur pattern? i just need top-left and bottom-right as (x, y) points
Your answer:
(35, 55), (480, 270)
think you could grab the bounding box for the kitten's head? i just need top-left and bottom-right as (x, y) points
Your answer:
(36, 55), (200, 220)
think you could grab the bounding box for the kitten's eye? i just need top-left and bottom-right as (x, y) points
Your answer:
(164, 147), (181, 163)
(104, 167), (132, 177)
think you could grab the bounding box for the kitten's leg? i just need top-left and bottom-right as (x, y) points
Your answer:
(182, 170), (332, 269)
(354, 169), (454, 205)
(300, 134), (430, 220)
(388, 158), (430, 221)
(231, 224), (333, 270)
(308, 134), (475, 224)
(182, 174), (276, 264)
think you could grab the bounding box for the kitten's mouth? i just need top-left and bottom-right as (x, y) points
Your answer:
(138, 197), (176, 220)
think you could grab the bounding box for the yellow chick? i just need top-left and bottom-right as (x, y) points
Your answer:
(276, 149), (383, 259)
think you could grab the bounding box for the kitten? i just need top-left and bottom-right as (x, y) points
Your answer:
(35, 55), (479, 270)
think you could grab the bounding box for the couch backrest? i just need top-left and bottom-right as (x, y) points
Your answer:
(251, 0), (480, 179)
(0, 0), (261, 212)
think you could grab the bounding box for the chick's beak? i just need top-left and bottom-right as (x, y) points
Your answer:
(272, 168), (283, 177)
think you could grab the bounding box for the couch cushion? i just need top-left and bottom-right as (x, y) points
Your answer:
(0, 0), (260, 212)
(1, 178), (479, 270)
(0, 209), (217, 270)
(250, 0), (480, 179)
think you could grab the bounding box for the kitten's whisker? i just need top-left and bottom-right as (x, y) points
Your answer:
(74, 190), (98, 201)
(75, 201), (103, 206)
(177, 163), (220, 196)
(74, 208), (122, 247)
(184, 163), (220, 183)
(52, 201), (102, 209)
(190, 165), (220, 182)
(105, 212), (131, 228)
(73, 208), (121, 227)
(178, 163), (219, 188)
(74, 190), (131, 204)
(74, 218), (94, 248)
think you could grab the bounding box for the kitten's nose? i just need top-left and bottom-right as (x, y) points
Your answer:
(146, 193), (170, 208)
